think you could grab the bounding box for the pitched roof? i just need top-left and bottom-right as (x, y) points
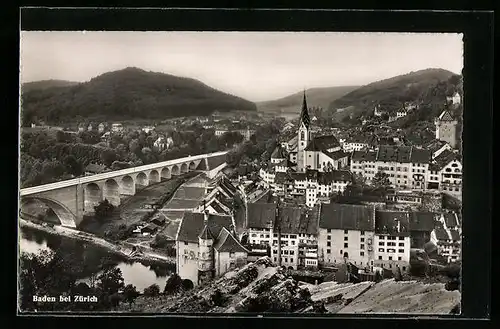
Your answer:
(409, 211), (437, 232)
(323, 150), (349, 160)
(176, 212), (233, 243)
(423, 139), (449, 154)
(310, 170), (353, 185)
(271, 145), (287, 159)
(246, 203), (276, 229)
(209, 201), (226, 214)
(431, 150), (461, 171)
(375, 210), (411, 236)
(449, 229), (460, 241)
(352, 150), (377, 162)
(443, 212), (459, 227)
(304, 135), (340, 151)
(434, 227), (450, 241)
(206, 154), (227, 170)
(319, 203), (375, 231)
(376, 146), (431, 164)
(199, 224), (214, 240)
(213, 227), (248, 253)
(299, 92), (311, 129)
(438, 110), (455, 121)
(277, 206), (320, 235)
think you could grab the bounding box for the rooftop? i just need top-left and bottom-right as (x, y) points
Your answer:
(375, 210), (411, 236)
(176, 212), (233, 243)
(304, 135), (340, 152)
(376, 146), (431, 164)
(319, 203), (375, 231)
(213, 227), (249, 253)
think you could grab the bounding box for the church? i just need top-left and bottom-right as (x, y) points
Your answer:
(291, 92), (349, 172)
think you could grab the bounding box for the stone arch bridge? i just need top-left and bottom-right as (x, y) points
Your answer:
(19, 151), (228, 228)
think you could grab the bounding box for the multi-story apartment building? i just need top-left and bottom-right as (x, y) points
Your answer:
(246, 202), (320, 269)
(373, 210), (412, 273)
(427, 149), (462, 198)
(430, 212), (461, 263)
(318, 203), (376, 270)
(350, 146), (431, 190)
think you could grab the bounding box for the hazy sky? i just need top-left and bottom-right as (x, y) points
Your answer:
(20, 31), (463, 102)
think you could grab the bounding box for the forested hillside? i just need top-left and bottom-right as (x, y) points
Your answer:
(21, 67), (256, 125)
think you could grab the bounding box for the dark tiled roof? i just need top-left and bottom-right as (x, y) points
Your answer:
(434, 227), (450, 241)
(213, 227), (248, 253)
(409, 212), (437, 232)
(423, 139), (449, 153)
(246, 203), (276, 229)
(319, 203), (375, 231)
(220, 177), (237, 194)
(304, 135), (340, 151)
(199, 224), (214, 240)
(319, 170), (353, 184)
(432, 150), (461, 171)
(323, 150), (349, 160)
(449, 229), (461, 241)
(375, 210), (411, 236)
(443, 212), (459, 227)
(438, 110), (455, 121)
(274, 172), (293, 184)
(176, 212), (233, 243)
(376, 146), (431, 164)
(271, 145), (287, 159)
(277, 206), (320, 235)
(210, 201), (226, 214)
(352, 150), (377, 162)
(206, 154), (227, 170)
(300, 92), (311, 129)
(290, 172), (307, 181)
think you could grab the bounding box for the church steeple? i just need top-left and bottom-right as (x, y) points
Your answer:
(300, 90), (311, 129)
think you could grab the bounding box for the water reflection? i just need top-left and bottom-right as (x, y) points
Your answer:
(19, 226), (173, 292)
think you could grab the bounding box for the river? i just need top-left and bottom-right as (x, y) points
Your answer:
(19, 226), (174, 292)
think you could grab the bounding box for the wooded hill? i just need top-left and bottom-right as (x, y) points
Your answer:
(20, 67), (257, 125)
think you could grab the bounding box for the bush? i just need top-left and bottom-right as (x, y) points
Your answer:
(164, 274), (182, 294)
(143, 284), (161, 297)
(94, 199), (115, 220)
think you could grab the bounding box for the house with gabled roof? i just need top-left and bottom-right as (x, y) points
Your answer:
(426, 149), (462, 197)
(175, 210), (247, 286)
(430, 211), (461, 263)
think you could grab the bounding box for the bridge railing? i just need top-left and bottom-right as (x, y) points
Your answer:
(20, 150), (228, 196)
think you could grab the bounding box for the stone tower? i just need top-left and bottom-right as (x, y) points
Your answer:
(297, 91), (311, 172)
(197, 210), (214, 285)
(435, 108), (458, 148)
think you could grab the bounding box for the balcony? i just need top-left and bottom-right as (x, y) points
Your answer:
(305, 252), (318, 258)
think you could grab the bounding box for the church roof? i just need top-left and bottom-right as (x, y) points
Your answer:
(438, 110), (455, 121)
(299, 91), (311, 129)
(304, 135), (340, 152)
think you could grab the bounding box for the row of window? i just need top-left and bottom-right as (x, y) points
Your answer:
(326, 229), (365, 235)
(378, 255), (403, 261)
(378, 248), (405, 253)
(379, 242), (405, 247)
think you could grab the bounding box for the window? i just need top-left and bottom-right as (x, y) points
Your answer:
(388, 256), (393, 261)
(378, 256), (382, 260)
(290, 251), (294, 255)
(184, 242), (188, 245)
(398, 243), (404, 247)
(291, 241), (295, 245)
(344, 236), (348, 241)
(360, 251), (365, 256)
(274, 257), (277, 262)
(344, 243), (348, 248)
(230, 252), (235, 258)
(327, 249), (331, 254)
(360, 244), (365, 249)
(327, 235), (331, 240)
(290, 235), (297, 239)
(378, 248), (384, 252)
(398, 257), (402, 261)
(273, 250), (277, 254)
(380, 236), (385, 239)
(399, 237), (404, 240)
(379, 242), (384, 246)
(344, 230), (349, 234)
(327, 242), (331, 247)
(402, 266), (406, 271)
(361, 230), (365, 236)
(340, 250), (343, 255)
(360, 237), (365, 242)
(398, 249), (404, 253)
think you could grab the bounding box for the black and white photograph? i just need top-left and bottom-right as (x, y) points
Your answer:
(18, 30), (465, 315)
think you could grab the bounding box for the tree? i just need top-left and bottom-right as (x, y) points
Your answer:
(96, 267), (125, 296)
(63, 154), (83, 176)
(94, 199), (115, 220)
(164, 274), (182, 294)
(100, 149), (117, 167)
(372, 171), (391, 189)
(143, 284), (161, 298)
(122, 284), (140, 306)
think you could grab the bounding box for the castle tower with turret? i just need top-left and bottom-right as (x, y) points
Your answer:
(197, 210), (214, 285)
(435, 107), (458, 148)
(297, 91), (311, 172)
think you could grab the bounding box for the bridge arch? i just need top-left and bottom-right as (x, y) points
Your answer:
(84, 183), (102, 213)
(20, 197), (77, 228)
(135, 172), (148, 187)
(103, 179), (121, 206)
(149, 170), (160, 183)
(121, 175), (135, 195)
(172, 164), (180, 176)
(180, 163), (188, 173)
(161, 167), (171, 180)
(189, 161), (197, 170)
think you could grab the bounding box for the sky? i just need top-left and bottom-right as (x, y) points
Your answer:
(20, 31), (463, 102)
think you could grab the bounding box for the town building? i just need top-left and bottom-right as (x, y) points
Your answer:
(296, 93), (312, 172)
(408, 211), (437, 249)
(434, 109), (458, 148)
(396, 109), (408, 119)
(373, 210), (412, 273)
(317, 203), (376, 270)
(350, 146), (431, 190)
(430, 212), (461, 263)
(426, 149), (462, 197)
(446, 91), (461, 106)
(422, 139), (453, 159)
(342, 137), (370, 152)
(175, 211), (248, 286)
(142, 126), (155, 134)
(373, 104), (387, 117)
(245, 202), (320, 270)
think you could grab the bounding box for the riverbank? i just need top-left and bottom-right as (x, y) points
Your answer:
(19, 218), (176, 267)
